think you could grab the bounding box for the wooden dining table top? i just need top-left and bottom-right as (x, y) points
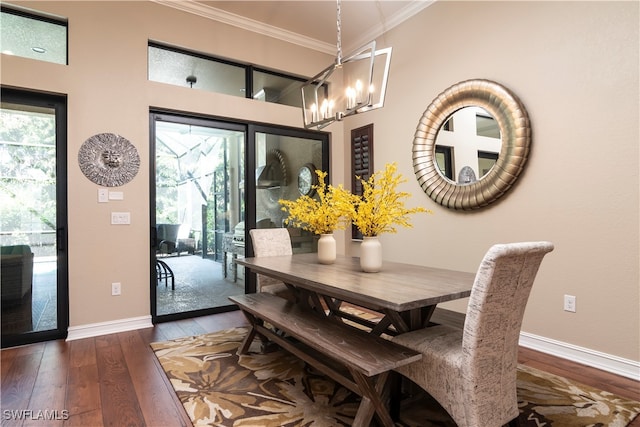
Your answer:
(235, 253), (475, 313)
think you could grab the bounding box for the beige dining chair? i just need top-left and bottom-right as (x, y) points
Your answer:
(248, 228), (293, 298)
(393, 241), (554, 427)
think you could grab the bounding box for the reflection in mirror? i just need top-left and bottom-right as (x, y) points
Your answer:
(458, 166), (476, 184)
(435, 146), (453, 180)
(435, 107), (501, 183)
(478, 151), (499, 176)
(476, 111), (500, 138)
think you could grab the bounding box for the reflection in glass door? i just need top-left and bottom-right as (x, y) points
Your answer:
(251, 128), (328, 252)
(151, 113), (245, 320)
(1, 88), (68, 347)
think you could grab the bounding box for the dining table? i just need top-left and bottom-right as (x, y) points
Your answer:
(235, 252), (475, 336)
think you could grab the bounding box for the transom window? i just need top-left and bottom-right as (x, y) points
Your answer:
(148, 42), (306, 108)
(0, 6), (68, 65)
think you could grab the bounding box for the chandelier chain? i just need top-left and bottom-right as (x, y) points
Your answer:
(336, 0), (342, 65)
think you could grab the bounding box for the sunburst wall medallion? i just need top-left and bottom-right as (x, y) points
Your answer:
(78, 133), (140, 187)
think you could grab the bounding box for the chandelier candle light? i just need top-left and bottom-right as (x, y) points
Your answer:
(301, 0), (392, 129)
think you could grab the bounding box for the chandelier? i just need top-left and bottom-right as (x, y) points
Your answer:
(301, 0), (392, 130)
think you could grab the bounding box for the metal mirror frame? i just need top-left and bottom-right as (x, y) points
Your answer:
(412, 79), (531, 210)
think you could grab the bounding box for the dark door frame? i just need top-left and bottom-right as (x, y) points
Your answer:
(149, 109), (329, 324)
(1, 86), (69, 348)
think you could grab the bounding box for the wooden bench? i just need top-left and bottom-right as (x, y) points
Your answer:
(430, 307), (466, 329)
(229, 293), (422, 427)
(317, 302), (466, 336)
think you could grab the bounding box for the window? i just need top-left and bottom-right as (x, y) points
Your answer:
(435, 145), (453, 180)
(148, 43), (246, 97)
(148, 43), (306, 107)
(442, 116), (454, 132)
(351, 124), (374, 240)
(478, 150), (499, 177)
(252, 69), (305, 108)
(476, 113), (500, 139)
(0, 6), (67, 65)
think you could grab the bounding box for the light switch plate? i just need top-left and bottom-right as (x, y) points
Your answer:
(98, 188), (109, 203)
(111, 212), (131, 225)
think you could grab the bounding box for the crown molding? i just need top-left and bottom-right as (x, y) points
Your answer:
(151, 0), (434, 55)
(151, 0), (336, 55)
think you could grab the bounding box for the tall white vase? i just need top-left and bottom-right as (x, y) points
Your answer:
(360, 236), (382, 272)
(317, 233), (336, 264)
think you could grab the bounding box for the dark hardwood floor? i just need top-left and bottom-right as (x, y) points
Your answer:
(1, 310), (639, 426)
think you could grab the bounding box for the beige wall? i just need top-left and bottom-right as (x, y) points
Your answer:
(1, 0), (344, 327)
(344, 1), (639, 362)
(2, 1), (638, 364)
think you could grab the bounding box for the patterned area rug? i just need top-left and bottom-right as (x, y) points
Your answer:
(151, 327), (640, 426)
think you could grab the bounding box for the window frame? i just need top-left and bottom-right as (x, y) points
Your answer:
(148, 41), (309, 108)
(0, 5), (69, 65)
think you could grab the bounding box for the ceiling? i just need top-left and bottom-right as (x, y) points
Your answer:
(158, 1), (434, 54)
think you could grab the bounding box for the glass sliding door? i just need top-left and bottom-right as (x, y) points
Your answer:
(150, 112), (245, 321)
(252, 130), (327, 239)
(150, 113), (330, 320)
(245, 126), (329, 287)
(1, 87), (68, 347)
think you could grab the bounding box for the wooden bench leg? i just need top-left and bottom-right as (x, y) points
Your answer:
(238, 326), (257, 355)
(236, 310), (270, 355)
(350, 369), (394, 427)
(389, 371), (401, 421)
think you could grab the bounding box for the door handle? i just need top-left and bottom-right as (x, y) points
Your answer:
(56, 227), (65, 251)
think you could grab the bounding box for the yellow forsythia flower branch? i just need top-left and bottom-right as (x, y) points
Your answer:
(279, 170), (354, 235)
(279, 163), (431, 237)
(351, 162), (432, 237)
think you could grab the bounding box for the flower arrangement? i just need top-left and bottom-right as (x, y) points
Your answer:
(279, 164), (430, 238)
(350, 162), (431, 237)
(279, 170), (353, 235)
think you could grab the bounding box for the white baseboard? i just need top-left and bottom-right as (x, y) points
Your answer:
(63, 317), (640, 381)
(66, 315), (153, 341)
(519, 331), (640, 381)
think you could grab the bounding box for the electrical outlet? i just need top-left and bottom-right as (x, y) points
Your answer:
(112, 282), (121, 296)
(563, 294), (576, 312)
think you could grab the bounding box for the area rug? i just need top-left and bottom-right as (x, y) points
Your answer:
(151, 327), (640, 426)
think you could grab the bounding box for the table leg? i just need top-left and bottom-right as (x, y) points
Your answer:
(384, 309), (410, 334)
(297, 288), (325, 315)
(420, 304), (436, 327)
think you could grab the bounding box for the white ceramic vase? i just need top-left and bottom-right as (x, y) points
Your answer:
(360, 236), (382, 272)
(317, 233), (336, 264)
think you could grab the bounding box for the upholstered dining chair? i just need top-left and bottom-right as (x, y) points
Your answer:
(248, 228), (293, 298)
(392, 241), (554, 427)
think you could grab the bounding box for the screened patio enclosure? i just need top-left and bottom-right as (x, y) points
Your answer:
(151, 112), (329, 320)
(155, 121), (244, 263)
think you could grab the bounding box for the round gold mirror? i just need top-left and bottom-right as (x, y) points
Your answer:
(413, 79), (531, 210)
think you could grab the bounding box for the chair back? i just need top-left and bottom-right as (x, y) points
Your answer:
(461, 241), (554, 420)
(249, 228), (292, 257)
(156, 224), (181, 254)
(249, 228), (292, 291)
